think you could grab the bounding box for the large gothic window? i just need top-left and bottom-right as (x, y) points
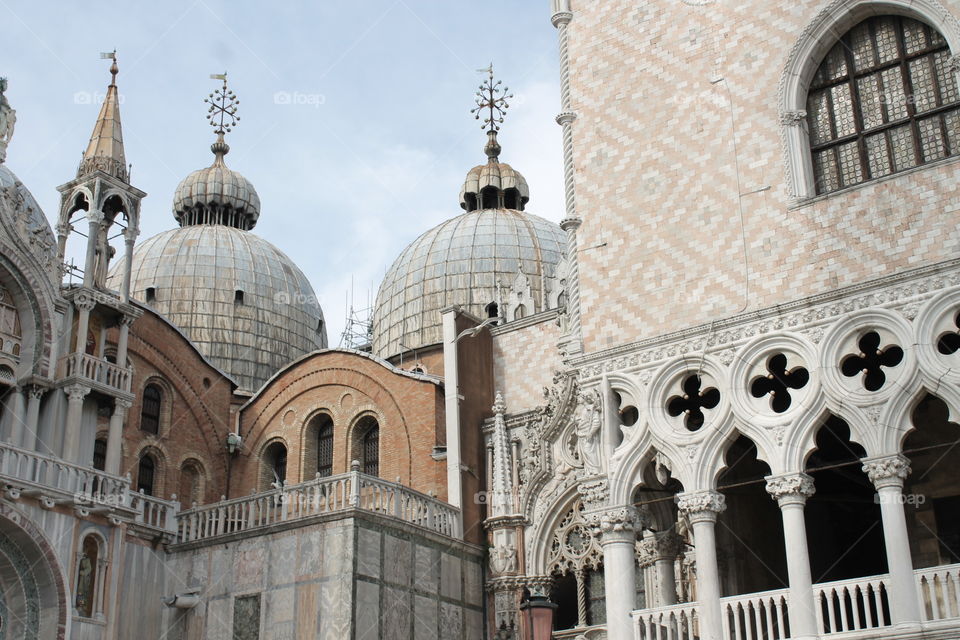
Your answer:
(807, 16), (960, 193)
(140, 384), (162, 434)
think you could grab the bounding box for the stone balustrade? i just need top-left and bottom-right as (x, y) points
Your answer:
(176, 470), (461, 544)
(60, 351), (132, 394)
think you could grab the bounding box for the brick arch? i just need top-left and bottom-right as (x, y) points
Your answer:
(239, 351), (444, 494)
(299, 408), (335, 482)
(132, 443), (169, 498)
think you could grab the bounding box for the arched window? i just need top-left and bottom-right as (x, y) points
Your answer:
(179, 460), (205, 505)
(0, 283), (22, 359)
(263, 442), (287, 488)
(317, 418), (334, 477)
(140, 384), (162, 434)
(807, 15), (960, 194)
(92, 438), (107, 471)
(355, 417), (380, 477)
(137, 455), (156, 495)
(75, 535), (100, 618)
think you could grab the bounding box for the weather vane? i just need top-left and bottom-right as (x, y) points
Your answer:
(471, 63), (512, 133)
(205, 72), (240, 135)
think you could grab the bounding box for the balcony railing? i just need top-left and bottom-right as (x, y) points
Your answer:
(633, 565), (960, 640)
(60, 352), (132, 394)
(722, 588), (790, 640)
(175, 470), (461, 544)
(129, 490), (178, 535)
(634, 601), (699, 640)
(0, 440), (128, 502)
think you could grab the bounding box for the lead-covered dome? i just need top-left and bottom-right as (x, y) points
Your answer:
(372, 207), (565, 359)
(109, 225), (326, 391)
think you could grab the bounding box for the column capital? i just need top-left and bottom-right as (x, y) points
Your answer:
(590, 505), (641, 544)
(555, 111), (577, 126)
(523, 575), (553, 599)
(780, 110), (808, 127)
(551, 10), (573, 28)
(862, 454), (911, 489)
(637, 530), (683, 566)
(74, 292), (97, 311)
(25, 384), (48, 400)
(114, 398), (133, 411)
(63, 384), (91, 402)
(86, 209), (105, 225)
(676, 490), (726, 524)
(766, 472), (815, 506)
(118, 314), (136, 328)
(559, 216), (582, 232)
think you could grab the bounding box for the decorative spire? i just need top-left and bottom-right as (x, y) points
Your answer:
(0, 77), (16, 164)
(471, 64), (512, 162)
(204, 72), (239, 166)
(78, 51), (128, 182)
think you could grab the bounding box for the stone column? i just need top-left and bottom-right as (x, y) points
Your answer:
(551, 3), (583, 356)
(105, 399), (131, 475)
(765, 473), (818, 640)
(121, 228), (137, 303)
(74, 294), (96, 358)
(62, 384), (90, 462)
(595, 506), (640, 640)
(23, 384), (46, 450)
(677, 491), (726, 640)
(638, 530), (682, 607)
(82, 213), (103, 289)
(5, 386), (26, 446)
(862, 454), (922, 628)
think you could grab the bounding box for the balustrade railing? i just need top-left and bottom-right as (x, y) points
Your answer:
(130, 490), (178, 534)
(633, 601), (699, 640)
(721, 588), (790, 640)
(813, 575), (890, 634)
(61, 352), (132, 393)
(0, 440), (128, 502)
(176, 471), (460, 544)
(917, 563), (960, 622)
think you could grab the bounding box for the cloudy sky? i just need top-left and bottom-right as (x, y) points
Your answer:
(1, 1), (563, 344)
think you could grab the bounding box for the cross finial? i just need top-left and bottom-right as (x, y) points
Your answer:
(205, 72), (240, 136)
(471, 63), (512, 134)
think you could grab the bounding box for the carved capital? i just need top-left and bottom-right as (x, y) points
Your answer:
(591, 505), (641, 544)
(551, 10), (573, 28)
(559, 216), (582, 232)
(73, 292), (97, 311)
(636, 530), (683, 566)
(114, 398), (133, 411)
(948, 54), (960, 75)
(676, 490), (726, 524)
(555, 111), (577, 126)
(25, 384), (47, 401)
(64, 384), (91, 402)
(766, 473), (815, 506)
(524, 575), (554, 599)
(780, 110), (807, 126)
(118, 314), (136, 328)
(862, 454), (911, 490)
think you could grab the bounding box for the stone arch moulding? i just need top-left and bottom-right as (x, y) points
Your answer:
(0, 502), (68, 639)
(883, 385), (960, 455)
(778, 0), (960, 199)
(610, 437), (691, 506)
(527, 485), (581, 576)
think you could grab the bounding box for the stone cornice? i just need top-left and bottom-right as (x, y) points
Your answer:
(573, 259), (960, 379)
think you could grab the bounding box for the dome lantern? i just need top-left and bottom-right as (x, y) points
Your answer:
(460, 66), (529, 212)
(172, 73), (261, 230)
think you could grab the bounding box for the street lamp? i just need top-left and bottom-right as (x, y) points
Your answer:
(520, 595), (557, 640)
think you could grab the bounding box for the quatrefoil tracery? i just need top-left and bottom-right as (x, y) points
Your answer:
(750, 353), (810, 413)
(841, 331), (904, 392)
(667, 374), (720, 431)
(937, 311), (960, 355)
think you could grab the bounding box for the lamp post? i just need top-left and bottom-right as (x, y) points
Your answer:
(520, 595), (557, 640)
